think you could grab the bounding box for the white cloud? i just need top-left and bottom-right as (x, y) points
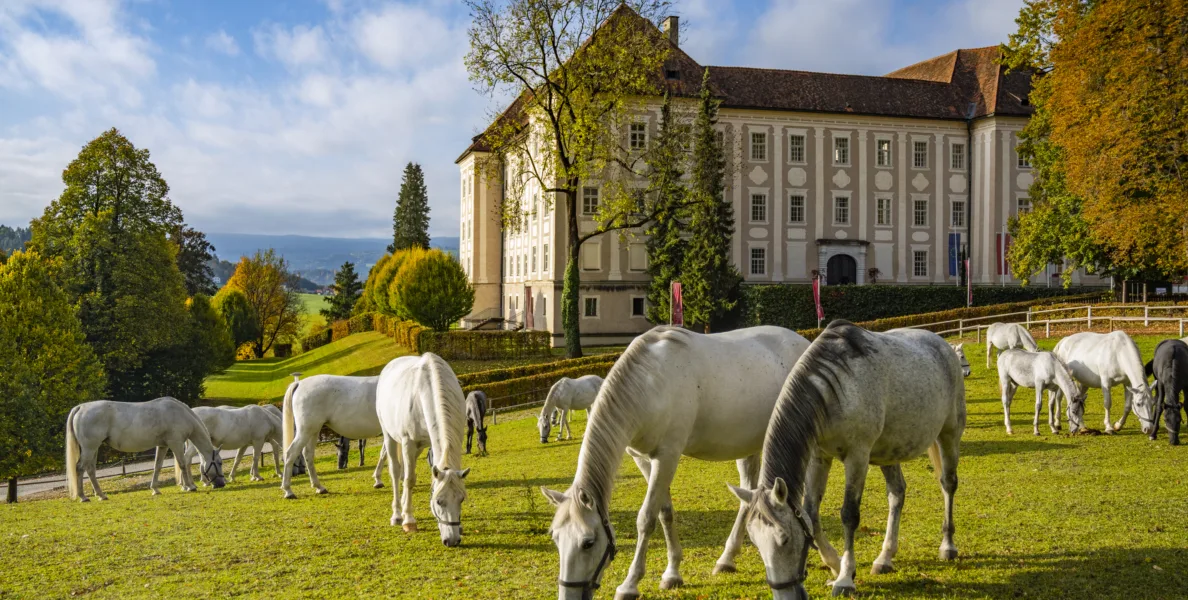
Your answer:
(253, 23), (329, 69)
(205, 30), (240, 56)
(353, 4), (457, 71)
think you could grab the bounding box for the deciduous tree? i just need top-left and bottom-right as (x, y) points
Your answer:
(224, 249), (303, 358)
(171, 226), (217, 296)
(394, 250), (475, 332)
(214, 287), (261, 352)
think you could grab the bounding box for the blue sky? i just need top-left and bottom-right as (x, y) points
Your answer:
(0, 0), (1024, 241)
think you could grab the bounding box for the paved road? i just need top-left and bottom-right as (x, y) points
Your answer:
(3, 445), (280, 499)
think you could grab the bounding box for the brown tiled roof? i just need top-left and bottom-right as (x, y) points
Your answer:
(885, 46), (1034, 118)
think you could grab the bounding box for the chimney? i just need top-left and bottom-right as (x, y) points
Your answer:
(662, 16), (679, 48)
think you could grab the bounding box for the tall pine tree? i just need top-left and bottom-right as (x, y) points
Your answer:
(682, 69), (740, 332)
(644, 93), (689, 324)
(389, 162), (431, 252)
(322, 261), (363, 321)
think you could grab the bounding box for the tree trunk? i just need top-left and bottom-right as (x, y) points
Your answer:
(563, 191), (584, 359)
(6, 477), (15, 504)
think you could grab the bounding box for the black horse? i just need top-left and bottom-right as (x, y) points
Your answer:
(466, 391), (488, 455)
(335, 437), (367, 469)
(1146, 339), (1188, 445)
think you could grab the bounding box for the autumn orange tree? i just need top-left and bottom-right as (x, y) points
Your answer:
(1004, 0), (1188, 285)
(222, 249), (303, 358)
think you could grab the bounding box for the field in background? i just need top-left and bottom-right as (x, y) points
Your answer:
(297, 293), (329, 339)
(5, 335), (1186, 599)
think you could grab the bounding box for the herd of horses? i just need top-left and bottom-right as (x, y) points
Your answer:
(60, 319), (1187, 599)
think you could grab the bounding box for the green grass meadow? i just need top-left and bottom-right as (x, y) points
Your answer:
(2, 335), (1186, 598)
(297, 293), (329, 339)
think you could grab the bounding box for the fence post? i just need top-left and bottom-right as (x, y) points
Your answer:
(959, 319), (964, 338)
(976, 326), (981, 344)
(121, 457), (126, 477)
(1046, 321), (1050, 338)
(1144, 306), (1149, 328)
(1027, 308), (1031, 326)
(1087, 306), (1092, 329)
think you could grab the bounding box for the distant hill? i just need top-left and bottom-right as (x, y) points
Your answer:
(206, 233), (460, 285)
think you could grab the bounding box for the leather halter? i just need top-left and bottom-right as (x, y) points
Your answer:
(201, 451), (222, 481)
(430, 482), (463, 530)
(765, 507), (817, 592)
(557, 511), (616, 600)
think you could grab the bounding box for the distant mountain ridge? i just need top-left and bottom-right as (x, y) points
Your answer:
(207, 233), (459, 286)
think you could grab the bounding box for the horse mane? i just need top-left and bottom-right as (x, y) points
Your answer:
(760, 320), (869, 496)
(425, 353), (465, 471)
(1051, 355), (1081, 398)
(573, 326), (694, 508)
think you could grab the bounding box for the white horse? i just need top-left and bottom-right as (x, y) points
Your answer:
(184, 405), (283, 482)
(950, 343), (972, 377)
(281, 375), (388, 498)
(65, 397), (226, 501)
(986, 322), (1039, 368)
(538, 375), (603, 443)
(542, 326), (810, 600)
(998, 349), (1086, 435)
(1053, 331), (1157, 434)
(375, 353), (470, 547)
(729, 321), (966, 598)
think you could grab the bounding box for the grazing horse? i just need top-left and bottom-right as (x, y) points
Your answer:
(729, 321), (966, 598)
(538, 375), (602, 443)
(1053, 331), (1157, 434)
(950, 343), (972, 378)
(997, 350), (1085, 435)
(336, 437), (368, 469)
(65, 397), (227, 501)
(184, 405), (283, 482)
(281, 374), (388, 498)
(542, 326), (810, 600)
(1148, 339), (1188, 445)
(986, 322), (1039, 369)
(375, 353), (470, 547)
(465, 391), (488, 455)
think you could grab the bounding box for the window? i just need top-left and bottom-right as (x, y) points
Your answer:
(631, 297), (645, 317)
(542, 243), (549, 272)
(750, 247), (766, 276)
(1018, 196), (1032, 215)
(715, 130), (725, 149)
(629, 122), (647, 150)
(750, 193), (768, 222)
(914, 198), (928, 227)
(951, 200), (966, 228)
(582, 187), (599, 215)
(581, 242), (601, 270)
(951, 143), (966, 170)
(913, 250), (929, 277)
(788, 194), (805, 224)
(789, 134), (806, 163)
(628, 243), (647, 271)
(876, 139), (892, 167)
(833, 137), (850, 165)
(1017, 151), (1031, 169)
(913, 140), (928, 169)
(876, 197), (892, 226)
(834, 196), (850, 225)
(750, 132), (767, 161)
(583, 297), (599, 318)
(541, 296), (547, 317)
(531, 248), (537, 273)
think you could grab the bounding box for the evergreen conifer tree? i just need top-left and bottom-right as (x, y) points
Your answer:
(682, 69), (740, 332)
(322, 261), (363, 321)
(389, 162), (431, 252)
(644, 93), (689, 324)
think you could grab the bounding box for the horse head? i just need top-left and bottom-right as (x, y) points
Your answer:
(542, 486), (616, 600)
(950, 343), (971, 378)
(729, 480), (813, 600)
(201, 449), (226, 489)
(430, 465), (469, 547)
(1127, 384), (1158, 436)
(476, 426), (488, 454)
(538, 413), (552, 444)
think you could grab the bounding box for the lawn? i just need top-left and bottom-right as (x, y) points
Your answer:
(3, 334), (1186, 599)
(298, 293), (329, 339)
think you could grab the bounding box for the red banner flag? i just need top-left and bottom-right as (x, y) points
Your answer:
(670, 281), (684, 326)
(812, 276), (824, 322)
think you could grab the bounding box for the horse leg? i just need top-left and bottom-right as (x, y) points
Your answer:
(1001, 378), (1015, 435)
(1048, 389), (1061, 433)
(934, 435), (961, 562)
(270, 439), (283, 478)
(373, 442), (387, 488)
(986, 342), (993, 370)
(1033, 385), (1044, 436)
(149, 446), (167, 496)
(564, 409), (573, 440)
(830, 450), (871, 597)
(85, 455), (106, 501)
(805, 454), (841, 578)
(304, 442), (327, 494)
(1114, 386), (1133, 431)
(557, 409), (567, 442)
(281, 430), (314, 499)
(465, 421), (473, 455)
(1102, 385), (1116, 433)
(714, 455), (759, 574)
(872, 465), (906, 575)
(75, 444), (98, 502)
(250, 443), (264, 481)
(383, 435), (403, 526)
(359, 439), (365, 467)
(399, 441), (419, 532)
(229, 447), (246, 483)
(615, 452), (679, 600)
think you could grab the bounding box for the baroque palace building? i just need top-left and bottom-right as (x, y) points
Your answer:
(455, 9), (1105, 347)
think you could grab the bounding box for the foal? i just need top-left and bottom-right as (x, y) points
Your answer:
(997, 349), (1085, 435)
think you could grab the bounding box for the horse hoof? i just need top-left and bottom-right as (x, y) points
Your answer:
(79, 497), (90, 503)
(97, 496), (108, 501)
(659, 577), (684, 590)
(832, 585), (856, 597)
(613, 591), (640, 600)
(283, 492), (297, 500)
(871, 562), (895, 575)
(151, 489), (160, 496)
(403, 523), (418, 533)
(373, 482), (384, 489)
(712, 563), (737, 575)
(315, 488), (328, 495)
(940, 547), (959, 561)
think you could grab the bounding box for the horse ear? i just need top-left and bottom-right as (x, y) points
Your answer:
(727, 484), (753, 504)
(576, 488), (594, 510)
(956, 343), (964, 351)
(458, 468), (471, 479)
(431, 465), (442, 479)
(770, 478), (789, 506)
(541, 487), (566, 507)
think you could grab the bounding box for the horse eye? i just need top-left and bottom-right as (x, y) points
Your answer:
(437, 499), (445, 506)
(580, 538), (595, 550)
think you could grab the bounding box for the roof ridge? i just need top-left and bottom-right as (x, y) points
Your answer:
(707, 64), (952, 85)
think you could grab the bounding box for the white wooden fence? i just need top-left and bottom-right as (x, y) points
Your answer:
(906, 304), (1188, 340)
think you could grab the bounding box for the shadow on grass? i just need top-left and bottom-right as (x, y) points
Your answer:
(960, 439), (1075, 457)
(869, 547), (1187, 599)
(468, 476), (574, 490)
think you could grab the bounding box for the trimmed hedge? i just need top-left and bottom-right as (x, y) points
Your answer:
(458, 353), (623, 388)
(464, 359), (618, 411)
(303, 312), (551, 361)
(743, 284), (1110, 330)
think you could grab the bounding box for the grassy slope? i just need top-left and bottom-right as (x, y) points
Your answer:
(3, 335), (1187, 599)
(298, 293), (329, 339)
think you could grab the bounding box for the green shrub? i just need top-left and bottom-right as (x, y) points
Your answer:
(331, 320), (350, 342)
(393, 250), (474, 332)
(300, 328), (332, 352)
(213, 287), (261, 351)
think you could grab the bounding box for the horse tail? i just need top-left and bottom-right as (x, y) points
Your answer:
(65, 405), (82, 500)
(928, 441), (943, 481)
(282, 380), (299, 454)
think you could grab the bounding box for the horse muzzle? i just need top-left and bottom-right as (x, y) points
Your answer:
(212, 477), (226, 489)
